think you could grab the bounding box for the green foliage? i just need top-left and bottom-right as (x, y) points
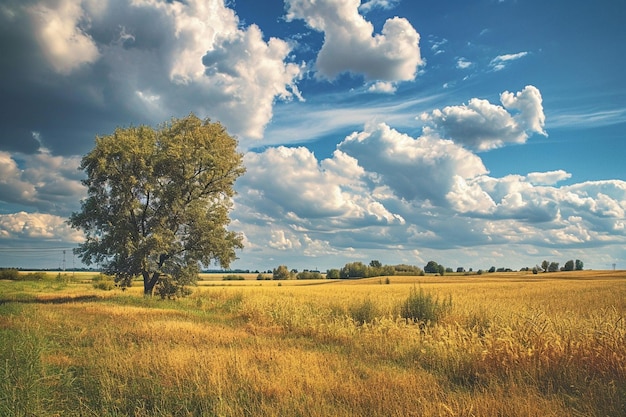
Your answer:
(424, 261), (440, 274)
(349, 298), (379, 325)
(575, 259), (584, 270)
(339, 262), (408, 278)
(393, 264), (423, 275)
(93, 280), (115, 291)
(223, 274), (245, 281)
(563, 260), (574, 271)
(0, 268), (20, 280)
(69, 114), (245, 296)
(272, 265), (292, 280)
(548, 262), (560, 272)
(154, 275), (193, 300)
(296, 270), (323, 279)
(326, 269), (340, 279)
(400, 286), (452, 326)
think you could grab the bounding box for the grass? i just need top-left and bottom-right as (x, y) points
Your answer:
(0, 270), (624, 416)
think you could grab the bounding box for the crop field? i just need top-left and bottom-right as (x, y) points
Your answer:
(1, 270), (625, 416)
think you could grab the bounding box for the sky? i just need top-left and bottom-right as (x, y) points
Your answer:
(0, 0), (625, 272)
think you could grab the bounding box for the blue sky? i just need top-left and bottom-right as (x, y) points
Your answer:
(0, 0), (624, 271)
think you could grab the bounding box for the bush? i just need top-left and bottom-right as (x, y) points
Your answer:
(92, 274), (115, 290)
(93, 281), (114, 291)
(349, 298), (379, 325)
(0, 269), (20, 280)
(400, 286), (452, 326)
(154, 275), (192, 299)
(20, 272), (47, 281)
(223, 275), (245, 281)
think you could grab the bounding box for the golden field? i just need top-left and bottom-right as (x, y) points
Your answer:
(0, 270), (624, 416)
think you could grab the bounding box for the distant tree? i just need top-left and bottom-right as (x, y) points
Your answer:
(437, 265), (445, 275)
(424, 261), (440, 274)
(326, 269), (341, 279)
(393, 264), (422, 275)
(456, 267), (465, 273)
(369, 260), (382, 269)
(488, 266), (496, 273)
(296, 270), (322, 279)
(340, 262), (368, 278)
(532, 267), (538, 274)
(68, 114), (245, 296)
(541, 260), (549, 273)
(563, 260), (575, 271)
(548, 262), (560, 272)
(273, 265), (291, 280)
(575, 259), (584, 270)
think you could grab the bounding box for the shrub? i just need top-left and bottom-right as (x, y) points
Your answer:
(223, 275), (245, 281)
(400, 286), (452, 326)
(21, 272), (47, 281)
(154, 275), (193, 299)
(349, 298), (379, 325)
(0, 269), (20, 280)
(93, 281), (114, 291)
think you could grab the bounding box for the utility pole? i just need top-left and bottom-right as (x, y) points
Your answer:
(62, 250), (66, 273)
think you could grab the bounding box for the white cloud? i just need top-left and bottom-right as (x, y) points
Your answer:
(0, 150), (84, 215)
(28, 0), (100, 74)
(19, 0), (304, 141)
(285, 0), (422, 81)
(527, 170), (571, 185)
(367, 81), (397, 94)
(500, 85), (547, 136)
(338, 123), (488, 204)
(419, 85), (546, 150)
(237, 146), (403, 227)
(358, 0), (401, 13)
(456, 57), (472, 69)
(0, 212), (83, 242)
(490, 51), (528, 71)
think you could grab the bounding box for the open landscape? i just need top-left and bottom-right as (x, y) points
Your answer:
(1, 270), (624, 416)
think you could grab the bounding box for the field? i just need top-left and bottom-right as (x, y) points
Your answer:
(1, 270), (625, 416)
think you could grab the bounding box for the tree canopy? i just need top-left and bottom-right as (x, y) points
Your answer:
(69, 114), (245, 296)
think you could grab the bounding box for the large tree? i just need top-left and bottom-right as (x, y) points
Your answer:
(69, 114), (245, 296)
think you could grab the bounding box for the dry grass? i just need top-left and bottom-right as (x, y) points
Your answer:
(0, 270), (624, 416)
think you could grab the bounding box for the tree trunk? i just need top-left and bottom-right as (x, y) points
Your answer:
(143, 271), (160, 296)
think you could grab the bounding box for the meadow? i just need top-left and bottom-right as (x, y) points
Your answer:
(0, 270), (624, 416)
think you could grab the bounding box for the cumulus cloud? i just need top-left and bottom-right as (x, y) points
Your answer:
(419, 85), (546, 150)
(1, 0), (304, 155)
(27, 0), (100, 74)
(338, 123), (488, 204)
(285, 0), (422, 81)
(490, 51), (528, 71)
(367, 81), (397, 94)
(0, 211), (83, 242)
(0, 150), (84, 215)
(237, 146), (403, 227)
(527, 170), (571, 185)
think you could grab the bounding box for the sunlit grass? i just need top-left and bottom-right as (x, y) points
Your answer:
(0, 270), (624, 416)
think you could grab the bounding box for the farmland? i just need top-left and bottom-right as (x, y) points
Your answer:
(1, 270), (625, 416)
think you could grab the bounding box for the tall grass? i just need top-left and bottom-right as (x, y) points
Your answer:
(0, 272), (624, 416)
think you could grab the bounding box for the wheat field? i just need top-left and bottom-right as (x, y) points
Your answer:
(1, 270), (624, 416)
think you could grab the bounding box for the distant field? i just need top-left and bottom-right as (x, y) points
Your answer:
(1, 270), (624, 416)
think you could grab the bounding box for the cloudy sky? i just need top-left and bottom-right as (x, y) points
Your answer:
(1, 0), (625, 272)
